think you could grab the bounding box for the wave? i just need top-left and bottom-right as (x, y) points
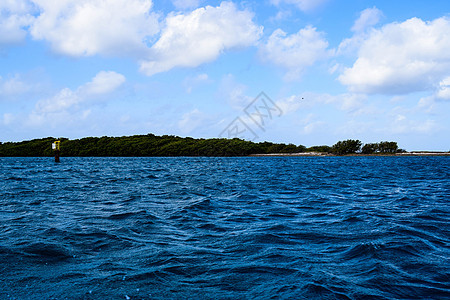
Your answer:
(0, 156), (449, 299)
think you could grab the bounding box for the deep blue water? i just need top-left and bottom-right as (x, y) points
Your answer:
(0, 156), (449, 299)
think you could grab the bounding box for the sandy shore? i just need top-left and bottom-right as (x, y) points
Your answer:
(251, 152), (327, 157)
(396, 152), (450, 156)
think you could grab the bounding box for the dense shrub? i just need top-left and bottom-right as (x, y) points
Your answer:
(0, 135), (307, 157)
(331, 139), (362, 155)
(361, 141), (398, 154)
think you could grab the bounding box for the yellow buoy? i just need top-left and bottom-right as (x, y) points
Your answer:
(52, 140), (60, 151)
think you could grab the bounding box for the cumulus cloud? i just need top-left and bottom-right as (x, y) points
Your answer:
(436, 76), (450, 100)
(81, 71), (126, 95)
(0, 0), (35, 46)
(338, 7), (383, 56)
(36, 88), (80, 114)
(27, 70), (124, 135)
(2, 1), (262, 76)
(271, 0), (327, 12)
(339, 17), (450, 94)
(259, 26), (331, 80)
(29, 0), (159, 57)
(351, 7), (383, 33)
(140, 2), (262, 76)
(35, 71), (125, 114)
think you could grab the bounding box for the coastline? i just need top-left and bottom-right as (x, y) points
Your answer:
(250, 152), (450, 157)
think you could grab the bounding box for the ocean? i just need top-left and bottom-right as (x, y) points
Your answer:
(1, 156), (449, 299)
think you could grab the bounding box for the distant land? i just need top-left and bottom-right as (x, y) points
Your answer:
(251, 152), (450, 157)
(0, 134), (448, 157)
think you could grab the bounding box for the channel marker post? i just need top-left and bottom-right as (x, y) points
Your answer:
(52, 140), (61, 163)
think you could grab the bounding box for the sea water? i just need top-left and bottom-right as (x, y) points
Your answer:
(0, 156), (449, 299)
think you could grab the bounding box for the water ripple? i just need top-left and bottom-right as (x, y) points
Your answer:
(0, 156), (449, 299)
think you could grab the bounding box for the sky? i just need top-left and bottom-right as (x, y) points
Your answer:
(1, 0), (450, 151)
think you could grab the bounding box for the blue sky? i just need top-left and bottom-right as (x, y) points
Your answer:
(1, 0), (449, 150)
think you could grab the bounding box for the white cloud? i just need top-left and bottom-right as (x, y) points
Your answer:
(1, 1), (262, 76)
(81, 71), (126, 95)
(259, 26), (331, 80)
(272, 10), (292, 22)
(338, 7), (383, 56)
(339, 93), (366, 111)
(35, 71), (125, 114)
(0, 0), (32, 13)
(337, 36), (363, 57)
(140, 2), (262, 76)
(274, 90), (445, 140)
(271, 0), (327, 12)
(276, 92), (372, 117)
(172, 0), (200, 10)
(36, 87), (80, 113)
(0, 74), (30, 96)
(183, 73), (210, 93)
(351, 7), (383, 33)
(417, 96), (437, 114)
(300, 114), (325, 134)
(178, 108), (206, 133)
(218, 74), (251, 110)
(275, 94), (306, 114)
(339, 17), (450, 95)
(436, 76), (450, 100)
(390, 117), (437, 134)
(30, 0), (159, 57)
(0, 0), (35, 46)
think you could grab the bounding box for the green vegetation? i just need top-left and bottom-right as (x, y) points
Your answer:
(331, 139), (362, 155)
(331, 139), (403, 155)
(0, 134), (306, 157)
(307, 145), (331, 153)
(361, 141), (401, 154)
(0, 134), (403, 157)
(0, 137), (56, 157)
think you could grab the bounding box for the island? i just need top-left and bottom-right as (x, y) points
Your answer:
(0, 134), (448, 157)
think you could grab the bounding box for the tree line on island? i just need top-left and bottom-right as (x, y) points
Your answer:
(0, 134), (404, 157)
